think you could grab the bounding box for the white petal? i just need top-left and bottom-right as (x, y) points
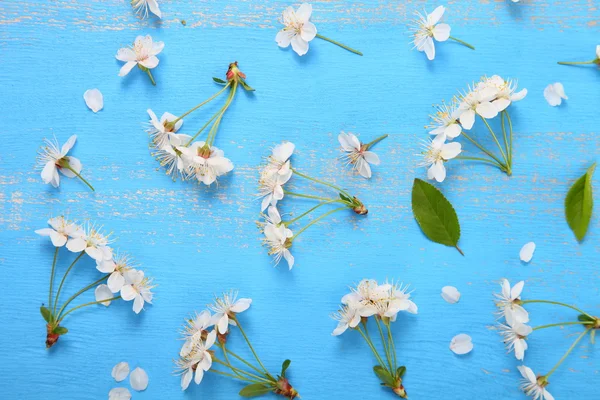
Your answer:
(139, 55), (159, 69)
(544, 83), (567, 107)
(356, 158), (372, 178)
(450, 334), (473, 355)
(108, 387), (131, 400)
(432, 160), (447, 182)
(120, 284), (137, 301)
(362, 151), (380, 165)
(295, 2), (313, 22)
(492, 98), (511, 112)
(441, 286), (461, 304)
(217, 314), (229, 334)
(332, 322), (348, 336)
(423, 37), (435, 60)
(301, 21), (317, 42)
(519, 242), (536, 263)
(96, 260), (116, 274)
(59, 157), (82, 178)
(111, 362), (130, 382)
(119, 61), (137, 77)
(511, 281), (525, 300)
(511, 88), (528, 101)
(116, 48), (136, 62)
(428, 6), (445, 25)
(518, 365), (536, 384)
(433, 23), (450, 42)
(291, 35), (309, 56)
(130, 367), (149, 391)
(194, 368), (204, 384)
(95, 284), (113, 306)
(276, 30), (294, 48)
(445, 123), (462, 139)
(50, 231), (68, 247)
(283, 249), (295, 270)
(181, 368), (193, 390)
(108, 272), (126, 293)
(272, 142), (295, 162)
(459, 109), (475, 130)
(476, 102), (498, 119)
(83, 89), (103, 113)
(230, 298), (252, 313)
(66, 237), (86, 252)
(552, 82), (568, 99)
(147, 0), (161, 18)
(440, 142), (462, 160)
(597, 45), (600, 59)
(133, 294), (144, 314)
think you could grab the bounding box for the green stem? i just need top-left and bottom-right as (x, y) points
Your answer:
(56, 274), (110, 320)
(375, 317), (394, 373)
(53, 252), (85, 315)
(48, 247), (59, 311)
(173, 83), (231, 125)
(145, 68), (156, 86)
(208, 369), (265, 384)
(505, 110), (514, 165)
(233, 317), (272, 378)
(533, 321), (594, 331)
(386, 322), (398, 370)
(480, 116), (509, 167)
(219, 343), (243, 379)
(207, 82), (237, 146)
(58, 296), (121, 322)
(545, 328), (591, 378)
(365, 134), (389, 149)
(284, 200), (339, 226)
(217, 344), (267, 377)
(283, 190), (339, 202)
(461, 131), (507, 169)
(291, 168), (351, 197)
(456, 156), (505, 168)
(500, 111), (511, 164)
(356, 325), (387, 369)
(184, 106), (225, 146)
(291, 207), (347, 239)
(557, 60), (596, 65)
(213, 358), (273, 384)
(449, 36), (475, 50)
(60, 162), (95, 191)
(520, 300), (595, 320)
(315, 33), (362, 56)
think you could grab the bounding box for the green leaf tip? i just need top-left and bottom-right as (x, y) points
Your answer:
(239, 383), (273, 397)
(565, 162), (596, 242)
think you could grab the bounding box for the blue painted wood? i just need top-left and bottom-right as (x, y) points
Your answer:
(0, 1), (599, 399)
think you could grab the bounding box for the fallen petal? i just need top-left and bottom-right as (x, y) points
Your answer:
(111, 362), (130, 382)
(83, 88), (104, 112)
(130, 367), (149, 391)
(519, 242), (536, 263)
(108, 387), (131, 400)
(450, 334), (473, 355)
(441, 286), (461, 304)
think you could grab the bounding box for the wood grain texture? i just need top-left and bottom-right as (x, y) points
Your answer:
(0, 1), (599, 399)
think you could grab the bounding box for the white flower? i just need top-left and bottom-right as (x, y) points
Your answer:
(120, 269), (154, 314)
(36, 135), (82, 188)
(275, 3), (317, 56)
(147, 109), (183, 149)
(458, 85), (499, 129)
(597, 45), (600, 59)
(543, 83), (568, 107)
(111, 362), (130, 382)
(132, 0), (161, 19)
(441, 286), (461, 304)
(35, 216), (80, 247)
(180, 310), (214, 357)
(181, 142), (234, 185)
(479, 75), (527, 112)
(116, 35), (164, 77)
(259, 168), (292, 211)
(385, 282), (418, 319)
(108, 387), (131, 400)
(265, 141), (295, 177)
(83, 89), (103, 113)
(130, 367), (149, 391)
(97, 253), (134, 293)
(518, 366), (554, 400)
(208, 291), (252, 334)
(338, 132), (381, 179)
(95, 284), (114, 306)
(411, 6), (451, 60)
(263, 223), (294, 269)
(499, 321), (532, 361)
(519, 242), (536, 263)
(331, 304), (361, 336)
(419, 134), (462, 183)
(427, 101), (463, 139)
(494, 279), (529, 325)
(178, 330), (217, 390)
(66, 223), (113, 262)
(342, 279), (389, 317)
(450, 333), (473, 355)
(154, 134), (192, 179)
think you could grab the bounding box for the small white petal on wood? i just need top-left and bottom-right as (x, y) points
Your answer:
(519, 242), (536, 263)
(111, 362), (130, 382)
(83, 88), (104, 112)
(130, 367), (149, 391)
(441, 286), (461, 304)
(108, 387), (131, 400)
(450, 334), (473, 355)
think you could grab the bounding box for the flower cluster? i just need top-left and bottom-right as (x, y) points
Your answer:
(36, 135), (94, 191)
(175, 291), (299, 398)
(147, 62), (252, 186)
(331, 279), (418, 398)
(258, 142), (369, 270)
(36, 216), (154, 348)
(494, 279), (599, 400)
(420, 75), (527, 182)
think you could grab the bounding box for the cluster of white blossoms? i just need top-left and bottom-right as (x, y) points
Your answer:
(494, 279), (531, 360)
(421, 75), (527, 182)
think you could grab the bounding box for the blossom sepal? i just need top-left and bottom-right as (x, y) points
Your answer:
(339, 193), (368, 215)
(46, 324), (68, 348)
(373, 365), (407, 398)
(225, 61), (254, 91)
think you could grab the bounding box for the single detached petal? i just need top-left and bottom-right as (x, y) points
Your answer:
(450, 334), (473, 355)
(83, 89), (103, 113)
(441, 286), (461, 304)
(544, 83), (567, 106)
(519, 242), (536, 263)
(130, 367), (149, 391)
(433, 23), (451, 42)
(95, 284), (113, 306)
(108, 387), (131, 400)
(111, 362), (130, 382)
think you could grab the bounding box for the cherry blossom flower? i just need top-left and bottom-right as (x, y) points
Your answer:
(120, 269), (155, 314)
(385, 282), (418, 319)
(427, 101), (463, 139)
(112, 362), (130, 382)
(95, 284), (114, 306)
(518, 366), (554, 400)
(97, 253), (134, 293)
(478, 76), (527, 112)
(178, 330), (217, 390)
(35, 216), (80, 247)
(419, 134), (462, 183)
(450, 333), (473, 355)
(83, 89), (103, 113)
(116, 35), (164, 85)
(36, 135), (84, 189)
(180, 310), (214, 357)
(499, 321), (532, 361)
(153, 134), (192, 180)
(66, 223), (113, 262)
(338, 132), (384, 179)
(147, 109), (183, 149)
(263, 223), (295, 269)
(181, 141), (234, 185)
(494, 279), (529, 325)
(132, 0), (161, 19)
(130, 367), (149, 391)
(265, 141), (295, 177)
(411, 6), (451, 60)
(342, 279), (390, 317)
(458, 85), (499, 129)
(544, 83), (568, 107)
(275, 3), (317, 56)
(331, 304), (361, 336)
(259, 168), (292, 211)
(208, 291), (252, 334)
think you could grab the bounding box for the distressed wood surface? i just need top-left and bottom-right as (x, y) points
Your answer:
(0, 1), (599, 399)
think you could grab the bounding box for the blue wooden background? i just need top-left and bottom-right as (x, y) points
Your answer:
(0, 1), (599, 399)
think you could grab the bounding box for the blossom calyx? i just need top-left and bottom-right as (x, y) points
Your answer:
(46, 323), (67, 348)
(393, 384), (407, 398)
(275, 377), (298, 399)
(226, 62), (246, 82)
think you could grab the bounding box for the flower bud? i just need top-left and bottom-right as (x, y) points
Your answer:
(353, 204), (368, 215)
(46, 324), (60, 348)
(275, 377), (298, 399)
(226, 61), (247, 82)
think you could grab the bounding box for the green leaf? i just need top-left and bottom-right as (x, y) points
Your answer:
(52, 326), (68, 335)
(239, 383), (273, 397)
(339, 193), (352, 203)
(565, 163), (596, 242)
(578, 314), (595, 322)
(411, 178), (462, 254)
(40, 306), (52, 323)
(396, 366), (406, 378)
(213, 77), (227, 85)
(373, 366), (395, 387)
(239, 79), (255, 92)
(280, 359), (291, 377)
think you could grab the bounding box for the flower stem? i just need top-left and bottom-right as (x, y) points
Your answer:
(545, 327), (591, 379)
(480, 116), (509, 169)
(48, 247), (59, 311)
(58, 296), (121, 323)
(52, 252), (85, 315)
(365, 134), (389, 149)
(505, 110), (514, 165)
(56, 274), (109, 320)
(291, 168), (352, 197)
(284, 200), (340, 226)
(60, 162), (95, 191)
(145, 69), (156, 86)
(456, 155), (505, 168)
(206, 81), (237, 147)
(283, 190), (339, 202)
(356, 325), (387, 369)
(213, 358), (273, 384)
(173, 83), (231, 125)
(500, 111), (510, 164)
(315, 33), (363, 56)
(461, 131), (508, 171)
(520, 300), (595, 320)
(376, 317), (394, 373)
(232, 317), (272, 378)
(208, 368), (265, 384)
(217, 344), (267, 377)
(184, 106), (225, 146)
(386, 322), (398, 370)
(291, 207), (347, 240)
(449, 36), (475, 50)
(557, 60), (596, 65)
(533, 321), (594, 331)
